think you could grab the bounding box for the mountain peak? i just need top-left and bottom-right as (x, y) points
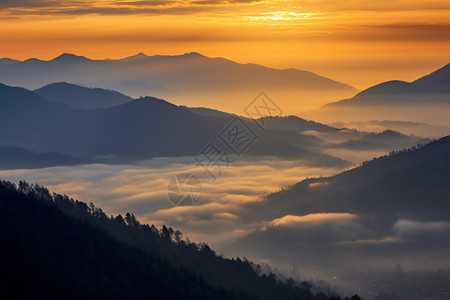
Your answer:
(0, 58), (19, 66)
(414, 62), (450, 85)
(182, 52), (206, 58)
(53, 53), (90, 62)
(121, 52), (149, 61)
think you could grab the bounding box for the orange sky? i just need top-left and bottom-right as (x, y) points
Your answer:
(1, 0), (449, 89)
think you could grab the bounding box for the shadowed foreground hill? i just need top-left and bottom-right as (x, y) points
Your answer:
(0, 179), (357, 299)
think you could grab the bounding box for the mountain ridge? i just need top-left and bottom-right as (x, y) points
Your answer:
(0, 82), (349, 168)
(34, 82), (133, 110)
(0, 52), (357, 112)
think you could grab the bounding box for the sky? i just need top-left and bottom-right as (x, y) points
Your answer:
(1, 0), (449, 89)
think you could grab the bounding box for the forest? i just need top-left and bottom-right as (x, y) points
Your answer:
(0, 179), (361, 299)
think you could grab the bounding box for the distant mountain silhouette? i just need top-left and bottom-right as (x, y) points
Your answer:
(0, 147), (86, 169)
(258, 116), (340, 133)
(35, 82), (132, 110)
(0, 52), (357, 112)
(0, 58), (18, 66)
(265, 135), (450, 222)
(186, 108), (339, 133)
(325, 63), (450, 107)
(0, 83), (348, 168)
(413, 63), (450, 86)
(330, 130), (429, 151)
(183, 106), (237, 118)
(0, 179), (350, 299)
(305, 63), (450, 130)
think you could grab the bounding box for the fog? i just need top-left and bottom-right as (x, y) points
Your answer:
(1, 152), (449, 298)
(0, 157), (339, 243)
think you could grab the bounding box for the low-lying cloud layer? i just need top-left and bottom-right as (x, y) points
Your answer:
(1, 156), (449, 297)
(0, 157), (338, 243)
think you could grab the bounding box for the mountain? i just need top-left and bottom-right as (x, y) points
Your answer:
(35, 82), (132, 110)
(258, 116), (340, 134)
(305, 63), (450, 132)
(0, 179), (350, 299)
(0, 83), (348, 168)
(0, 58), (18, 66)
(185, 108), (339, 133)
(0, 52), (357, 113)
(266, 135), (450, 220)
(413, 63), (450, 86)
(329, 130), (429, 151)
(325, 63), (450, 106)
(221, 136), (450, 298)
(0, 147), (86, 169)
(183, 106), (237, 118)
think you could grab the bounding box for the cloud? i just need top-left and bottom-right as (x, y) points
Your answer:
(394, 219), (450, 238)
(2, 158), (450, 295)
(269, 213), (357, 226)
(3, 0), (449, 19)
(298, 0), (450, 11)
(0, 157), (339, 243)
(0, 0), (268, 16)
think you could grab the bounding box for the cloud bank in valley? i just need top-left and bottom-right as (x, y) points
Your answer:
(0, 157), (339, 243)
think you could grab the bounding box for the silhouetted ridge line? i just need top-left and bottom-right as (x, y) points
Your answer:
(0, 179), (352, 300)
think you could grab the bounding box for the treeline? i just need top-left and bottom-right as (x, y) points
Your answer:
(361, 140), (435, 166)
(0, 179), (359, 299)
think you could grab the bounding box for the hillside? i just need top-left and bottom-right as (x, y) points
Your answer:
(0, 83), (348, 168)
(0, 179), (350, 300)
(304, 63), (450, 131)
(220, 136), (450, 298)
(35, 82), (132, 110)
(324, 63), (450, 107)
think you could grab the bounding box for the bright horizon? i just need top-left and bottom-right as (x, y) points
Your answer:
(1, 0), (449, 90)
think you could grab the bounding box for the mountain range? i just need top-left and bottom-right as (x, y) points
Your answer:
(0, 82), (352, 169)
(326, 63), (450, 106)
(221, 135), (450, 298)
(1, 179), (357, 299)
(35, 82), (133, 110)
(0, 52), (357, 113)
(1, 82), (428, 170)
(305, 63), (450, 132)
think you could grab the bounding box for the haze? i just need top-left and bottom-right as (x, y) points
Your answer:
(1, 1), (450, 299)
(1, 0), (449, 90)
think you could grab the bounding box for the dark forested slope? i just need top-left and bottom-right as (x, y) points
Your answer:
(0, 179), (352, 299)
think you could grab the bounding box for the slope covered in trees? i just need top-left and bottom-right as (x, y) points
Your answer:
(0, 179), (358, 299)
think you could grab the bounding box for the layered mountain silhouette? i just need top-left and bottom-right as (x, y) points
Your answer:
(325, 63), (450, 106)
(305, 63), (450, 132)
(0, 52), (357, 112)
(265, 135), (450, 221)
(185, 107), (340, 133)
(35, 82), (132, 110)
(0, 179), (354, 299)
(0, 58), (18, 66)
(0, 147), (86, 169)
(329, 130), (429, 151)
(221, 135), (450, 298)
(0, 82), (351, 169)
